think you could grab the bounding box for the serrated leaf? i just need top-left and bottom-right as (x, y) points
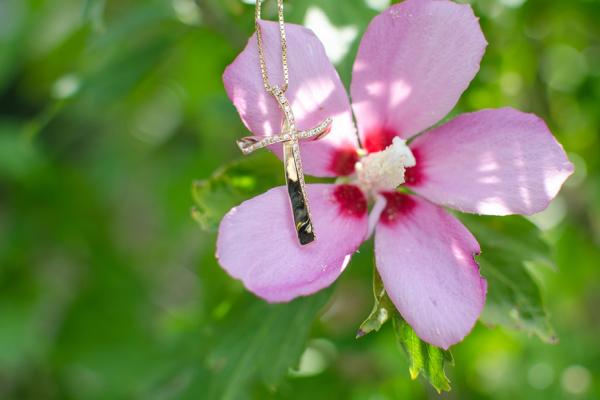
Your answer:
(356, 267), (394, 338)
(202, 290), (332, 400)
(139, 290), (332, 400)
(392, 314), (453, 393)
(192, 152), (283, 230)
(459, 214), (557, 343)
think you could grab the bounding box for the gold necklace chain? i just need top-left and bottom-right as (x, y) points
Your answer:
(255, 0), (289, 93)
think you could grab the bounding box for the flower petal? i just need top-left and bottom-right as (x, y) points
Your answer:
(375, 193), (486, 349)
(407, 108), (574, 215)
(217, 184), (368, 302)
(351, 0), (487, 152)
(223, 21), (359, 177)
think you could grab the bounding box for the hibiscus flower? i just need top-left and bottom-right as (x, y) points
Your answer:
(216, 0), (573, 349)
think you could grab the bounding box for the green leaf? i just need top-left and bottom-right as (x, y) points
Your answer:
(141, 286), (333, 400)
(192, 152), (283, 230)
(478, 254), (558, 344)
(356, 267), (394, 338)
(459, 214), (557, 343)
(459, 214), (554, 269)
(202, 290), (332, 400)
(392, 314), (454, 394)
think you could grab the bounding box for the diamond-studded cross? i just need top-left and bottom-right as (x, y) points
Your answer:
(236, 86), (332, 245)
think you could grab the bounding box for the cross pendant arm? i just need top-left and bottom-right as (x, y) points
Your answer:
(236, 117), (332, 155)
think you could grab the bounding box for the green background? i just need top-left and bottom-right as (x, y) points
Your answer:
(1, 0), (599, 398)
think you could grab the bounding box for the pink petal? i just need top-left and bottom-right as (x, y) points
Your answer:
(407, 108), (574, 215)
(217, 184), (368, 303)
(375, 193), (486, 349)
(223, 21), (359, 177)
(351, 0), (487, 152)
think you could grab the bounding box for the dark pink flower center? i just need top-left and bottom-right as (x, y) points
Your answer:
(403, 148), (423, 186)
(333, 185), (367, 218)
(330, 147), (359, 176)
(363, 126), (397, 153)
(379, 192), (416, 225)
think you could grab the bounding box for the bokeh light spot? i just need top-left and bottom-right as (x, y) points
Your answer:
(528, 362), (555, 389)
(542, 45), (588, 92)
(52, 74), (80, 99)
(561, 365), (591, 395)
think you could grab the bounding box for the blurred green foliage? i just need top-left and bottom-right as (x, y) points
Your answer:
(1, 0), (599, 399)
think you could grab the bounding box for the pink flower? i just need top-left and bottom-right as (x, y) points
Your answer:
(217, 0), (573, 349)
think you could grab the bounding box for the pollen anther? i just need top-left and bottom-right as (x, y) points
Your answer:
(355, 137), (416, 193)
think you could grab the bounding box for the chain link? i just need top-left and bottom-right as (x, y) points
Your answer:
(255, 0), (289, 93)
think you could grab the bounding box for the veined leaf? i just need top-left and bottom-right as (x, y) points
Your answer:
(141, 291), (333, 400)
(459, 214), (557, 343)
(202, 290), (332, 400)
(392, 314), (454, 394)
(192, 152), (283, 231)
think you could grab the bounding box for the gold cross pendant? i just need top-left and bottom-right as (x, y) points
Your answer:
(236, 87), (332, 245)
